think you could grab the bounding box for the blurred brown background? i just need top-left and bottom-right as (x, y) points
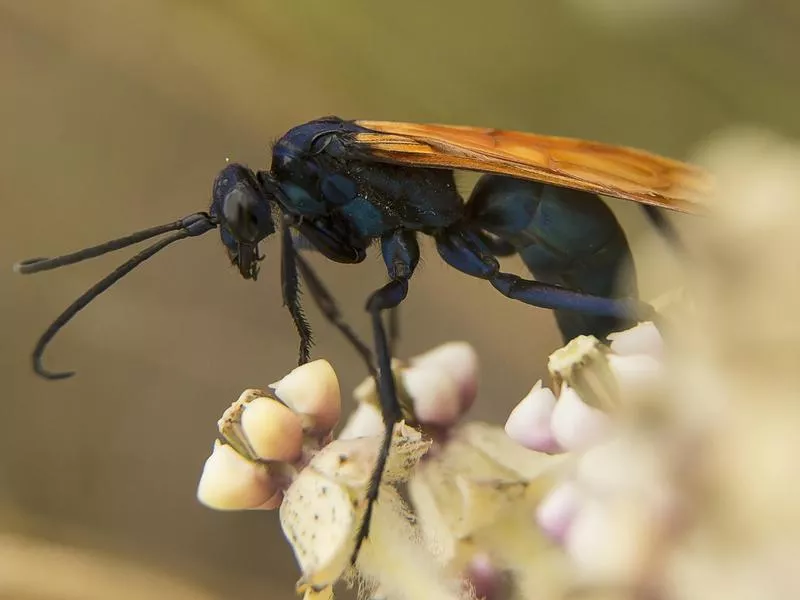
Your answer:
(2, 1), (799, 598)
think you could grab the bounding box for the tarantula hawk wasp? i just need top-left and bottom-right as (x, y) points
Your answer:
(15, 116), (710, 564)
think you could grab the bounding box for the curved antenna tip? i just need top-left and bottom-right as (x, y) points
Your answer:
(35, 367), (76, 381)
(33, 355), (75, 380)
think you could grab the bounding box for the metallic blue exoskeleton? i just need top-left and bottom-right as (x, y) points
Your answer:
(16, 115), (661, 567)
(467, 175), (637, 341)
(212, 117), (643, 341)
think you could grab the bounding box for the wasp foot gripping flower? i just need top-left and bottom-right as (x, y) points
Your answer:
(343, 343), (574, 600)
(341, 342), (479, 439)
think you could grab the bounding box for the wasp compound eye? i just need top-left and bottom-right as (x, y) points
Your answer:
(212, 163), (275, 245)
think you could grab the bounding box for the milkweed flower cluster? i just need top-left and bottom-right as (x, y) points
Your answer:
(506, 324), (665, 549)
(503, 128), (800, 598)
(196, 340), (574, 599)
(196, 348), (482, 600)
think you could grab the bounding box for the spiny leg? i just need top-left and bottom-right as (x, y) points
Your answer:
(436, 227), (657, 325)
(294, 251), (377, 379)
(281, 224), (313, 364)
(350, 229), (420, 564)
(387, 227), (517, 357)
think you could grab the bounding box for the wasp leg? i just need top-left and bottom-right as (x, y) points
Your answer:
(436, 227), (656, 324)
(281, 224), (313, 364)
(351, 229), (420, 565)
(293, 251), (377, 378)
(388, 307), (400, 356)
(640, 205), (687, 256)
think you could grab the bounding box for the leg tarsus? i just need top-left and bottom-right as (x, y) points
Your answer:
(388, 306), (400, 356)
(294, 252), (377, 378)
(350, 231), (418, 564)
(350, 409), (395, 563)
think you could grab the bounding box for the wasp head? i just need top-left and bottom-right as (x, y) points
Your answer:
(210, 163), (277, 280)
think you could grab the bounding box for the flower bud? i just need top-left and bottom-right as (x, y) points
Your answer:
(274, 360), (341, 434)
(197, 442), (280, 510)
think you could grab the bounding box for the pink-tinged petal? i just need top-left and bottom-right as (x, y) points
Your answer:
(411, 342), (479, 413)
(505, 381), (563, 453)
(241, 396), (304, 463)
(254, 490), (284, 510)
(403, 365), (462, 427)
(274, 360), (341, 434)
(338, 403), (384, 440)
(566, 500), (653, 580)
(197, 442), (279, 510)
(608, 322), (663, 359)
(464, 553), (502, 600)
(536, 481), (582, 544)
(551, 386), (611, 452)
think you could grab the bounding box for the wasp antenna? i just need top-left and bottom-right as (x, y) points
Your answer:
(14, 213), (216, 275)
(31, 214), (217, 380)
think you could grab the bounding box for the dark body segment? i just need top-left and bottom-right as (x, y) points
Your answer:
(271, 118), (464, 239)
(268, 117), (640, 339)
(466, 175), (637, 340)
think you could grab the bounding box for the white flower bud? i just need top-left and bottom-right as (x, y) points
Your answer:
(402, 365), (462, 427)
(338, 403), (383, 440)
(607, 353), (663, 398)
(566, 499), (655, 582)
(240, 396), (304, 463)
(197, 442), (280, 511)
(536, 481), (582, 543)
(551, 386), (612, 451)
(505, 381), (562, 453)
(411, 341), (479, 412)
(608, 321), (663, 358)
(274, 360), (341, 434)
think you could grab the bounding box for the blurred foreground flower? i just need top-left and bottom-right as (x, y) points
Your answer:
(501, 128), (800, 599)
(503, 324), (666, 548)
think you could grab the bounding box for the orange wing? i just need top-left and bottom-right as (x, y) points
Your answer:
(353, 120), (712, 214)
